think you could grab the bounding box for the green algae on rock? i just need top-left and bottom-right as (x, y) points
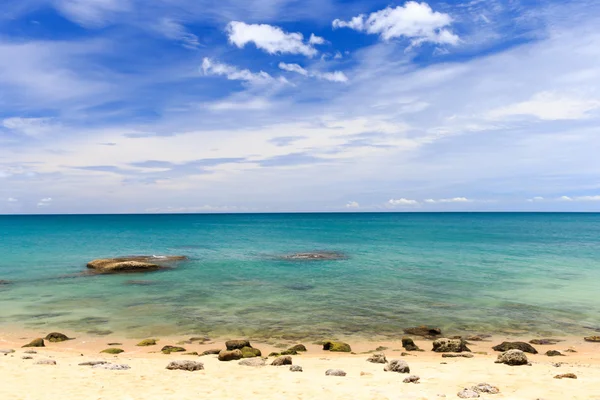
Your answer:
(161, 345), (186, 354)
(322, 341), (351, 352)
(101, 348), (124, 354)
(45, 332), (72, 343)
(22, 338), (45, 348)
(136, 339), (158, 346)
(240, 346), (262, 358)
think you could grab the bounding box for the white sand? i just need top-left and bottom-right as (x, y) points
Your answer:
(1, 333), (599, 399)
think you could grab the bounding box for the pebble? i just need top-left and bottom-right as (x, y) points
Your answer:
(403, 375), (420, 383)
(457, 388), (480, 398)
(22, 356), (33, 360)
(289, 365), (303, 372)
(35, 359), (57, 365)
(93, 363), (131, 370)
(554, 373), (577, 379)
(325, 369), (346, 376)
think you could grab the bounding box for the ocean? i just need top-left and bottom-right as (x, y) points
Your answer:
(1, 213), (599, 340)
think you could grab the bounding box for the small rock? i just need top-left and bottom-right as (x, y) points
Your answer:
(402, 337), (421, 351)
(225, 340), (251, 350)
(22, 338), (45, 348)
(322, 341), (351, 352)
(584, 336), (600, 342)
(100, 348), (124, 354)
(137, 339), (158, 346)
(240, 346), (262, 358)
(183, 352), (199, 356)
(44, 332), (72, 343)
(495, 349), (529, 366)
(166, 360), (204, 371)
(0, 349), (15, 355)
(24, 350), (37, 354)
(360, 371), (372, 376)
(93, 363), (131, 370)
(472, 383), (500, 394)
(288, 344), (307, 352)
(552, 362), (564, 368)
(554, 373), (577, 379)
(366, 353), (387, 364)
(466, 335), (490, 341)
(564, 349), (577, 353)
(403, 375), (420, 383)
(384, 359), (410, 373)
(325, 369), (346, 376)
(35, 359), (56, 365)
(442, 353), (474, 358)
(107, 343), (122, 346)
(457, 388), (480, 398)
(290, 365), (303, 372)
(546, 350), (564, 357)
(239, 358), (266, 367)
(201, 349), (221, 356)
(271, 355), (292, 366)
(530, 339), (562, 345)
(79, 361), (108, 366)
(161, 346), (186, 354)
(218, 349), (243, 361)
(432, 338), (470, 353)
(404, 326), (442, 337)
(22, 356), (33, 360)
(492, 342), (538, 354)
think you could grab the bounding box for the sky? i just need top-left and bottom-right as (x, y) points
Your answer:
(1, 0), (600, 214)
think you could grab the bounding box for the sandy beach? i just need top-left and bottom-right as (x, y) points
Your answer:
(1, 331), (599, 400)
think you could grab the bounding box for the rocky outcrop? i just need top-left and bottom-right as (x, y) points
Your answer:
(584, 336), (600, 342)
(101, 348), (124, 354)
(271, 356), (293, 366)
(136, 339), (158, 346)
(166, 360), (204, 371)
(384, 360), (410, 373)
(492, 342), (538, 354)
(226, 340), (251, 350)
(325, 369), (346, 376)
(218, 349), (243, 361)
(367, 353), (387, 364)
(86, 255), (187, 274)
(495, 349), (529, 366)
(432, 338), (470, 353)
(280, 251), (347, 261)
(402, 337), (420, 351)
(45, 332), (72, 343)
(322, 341), (351, 352)
(161, 346), (186, 354)
(22, 339), (45, 348)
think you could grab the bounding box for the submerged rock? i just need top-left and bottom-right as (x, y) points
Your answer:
(492, 342), (538, 354)
(530, 339), (562, 345)
(402, 337), (421, 351)
(384, 360), (410, 373)
(554, 373), (577, 379)
(226, 340), (251, 350)
(280, 251), (347, 261)
(325, 369), (346, 376)
(166, 360), (204, 371)
(136, 339), (158, 347)
(101, 348), (124, 354)
(86, 255), (187, 274)
(322, 341), (351, 352)
(22, 339), (45, 348)
(367, 353), (387, 364)
(432, 338), (470, 353)
(45, 332), (72, 343)
(271, 356), (293, 366)
(404, 326), (442, 338)
(495, 349), (529, 366)
(218, 349), (243, 361)
(0, 280), (11, 285)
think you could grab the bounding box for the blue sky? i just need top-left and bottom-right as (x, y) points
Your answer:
(1, 0), (600, 213)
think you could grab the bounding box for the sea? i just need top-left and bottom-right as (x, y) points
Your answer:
(1, 213), (599, 340)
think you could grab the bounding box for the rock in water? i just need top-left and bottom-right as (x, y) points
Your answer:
(93, 363), (131, 370)
(44, 332), (72, 342)
(161, 346), (186, 354)
(136, 339), (157, 346)
(322, 341), (351, 352)
(271, 356), (292, 366)
(35, 360), (57, 365)
(584, 336), (600, 342)
(402, 337), (421, 351)
(22, 339), (45, 348)
(384, 360), (410, 373)
(218, 349), (243, 361)
(325, 369), (346, 376)
(495, 349), (529, 366)
(367, 353), (387, 364)
(472, 383), (500, 394)
(457, 388), (480, 398)
(546, 350), (564, 357)
(281, 252), (347, 261)
(239, 358), (266, 367)
(101, 348), (124, 354)
(166, 361), (204, 371)
(403, 326), (442, 337)
(86, 255), (187, 274)
(492, 341), (538, 354)
(554, 373), (577, 379)
(432, 338), (471, 353)
(403, 375), (420, 383)
(226, 340), (251, 350)
(290, 365), (303, 372)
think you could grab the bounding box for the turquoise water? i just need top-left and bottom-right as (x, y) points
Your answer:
(1, 213), (599, 340)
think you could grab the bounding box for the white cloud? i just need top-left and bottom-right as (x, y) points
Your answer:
(53, 0), (131, 28)
(332, 1), (459, 46)
(388, 198), (419, 206)
(37, 197), (53, 207)
(156, 18), (200, 49)
(345, 201), (360, 209)
(7, 197), (18, 202)
(2, 117), (56, 137)
(206, 98), (273, 111)
(527, 196), (545, 202)
(309, 34), (326, 45)
(488, 92), (600, 121)
(201, 58), (283, 85)
(278, 62), (348, 83)
(226, 21), (318, 57)
(575, 195), (600, 201)
(426, 197), (472, 203)
(559, 196), (573, 201)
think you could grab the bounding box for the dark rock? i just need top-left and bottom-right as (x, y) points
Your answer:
(584, 336), (600, 342)
(44, 332), (72, 343)
(279, 349), (297, 355)
(432, 338), (470, 353)
(554, 373), (577, 379)
(137, 339), (158, 346)
(226, 340), (251, 350)
(367, 353), (387, 364)
(457, 388), (480, 398)
(0, 280), (11, 285)
(101, 348), (124, 354)
(442, 353), (474, 358)
(22, 356), (33, 360)
(93, 363), (130, 370)
(240, 346), (261, 358)
(201, 349), (221, 356)
(530, 339), (562, 345)
(290, 365), (303, 372)
(492, 342), (538, 354)
(35, 359), (56, 365)
(271, 356), (292, 366)
(546, 350), (564, 357)
(565, 349), (577, 353)
(161, 346), (186, 354)
(166, 360), (204, 371)
(403, 375), (420, 383)
(384, 359), (410, 373)
(24, 350), (37, 354)
(218, 349), (243, 361)
(472, 383), (500, 394)
(466, 335), (491, 341)
(79, 361), (109, 366)
(322, 341), (351, 352)
(107, 343), (122, 346)
(402, 337), (420, 351)
(124, 280), (158, 286)
(239, 358), (266, 367)
(552, 362), (564, 367)
(325, 369), (346, 376)
(403, 326), (442, 337)
(86, 255), (187, 274)
(495, 349), (529, 366)
(288, 344), (307, 352)
(280, 251), (347, 261)
(22, 338), (45, 348)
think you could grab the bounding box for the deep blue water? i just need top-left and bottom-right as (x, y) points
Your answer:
(1, 213), (599, 340)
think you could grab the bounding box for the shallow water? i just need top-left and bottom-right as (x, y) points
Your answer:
(1, 213), (599, 339)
